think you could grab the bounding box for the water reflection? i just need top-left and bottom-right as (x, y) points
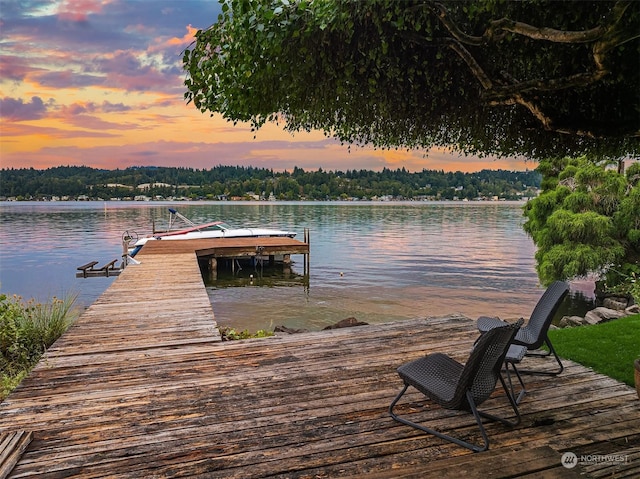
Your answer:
(0, 201), (595, 331)
(556, 289), (597, 321)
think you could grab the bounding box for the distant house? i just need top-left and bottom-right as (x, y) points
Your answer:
(137, 182), (172, 191)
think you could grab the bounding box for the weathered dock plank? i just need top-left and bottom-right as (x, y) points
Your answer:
(0, 246), (638, 478)
(0, 431), (32, 479)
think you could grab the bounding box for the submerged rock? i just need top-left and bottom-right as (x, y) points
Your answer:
(275, 317), (369, 334)
(323, 317), (369, 330)
(274, 325), (310, 334)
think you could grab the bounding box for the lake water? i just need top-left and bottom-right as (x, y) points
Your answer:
(0, 201), (595, 332)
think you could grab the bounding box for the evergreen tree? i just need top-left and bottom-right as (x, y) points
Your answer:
(523, 157), (640, 289)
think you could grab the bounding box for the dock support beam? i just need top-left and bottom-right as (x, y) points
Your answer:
(208, 257), (217, 281)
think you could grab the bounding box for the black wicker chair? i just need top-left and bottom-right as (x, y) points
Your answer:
(389, 320), (523, 452)
(477, 281), (569, 375)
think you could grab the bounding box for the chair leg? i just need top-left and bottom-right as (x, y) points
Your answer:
(520, 338), (564, 376)
(389, 384), (490, 453)
(545, 338), (564, 375)
(476, 375), (521, 427)
(504, 362), (527, 405)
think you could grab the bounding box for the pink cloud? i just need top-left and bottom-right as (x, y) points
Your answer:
(105, 70), (173, 91)
(35, 70), (103, 88)
(96, 50), (178, 91)
(101, 101), (132, 113)
(62, 114), (140, 131)
(46, 101), (138, 130)
(99, 50), (143, 76)
(124, 24), (154, 35)
(61, 103), (96, 115)
(0, 99), (138, 133)
(0, 96), (50, 121)
(60, 100), (133, 116)
(0, 122), (118, 139)
(56, 0), (107, 22)
(0, 56), (46, 82)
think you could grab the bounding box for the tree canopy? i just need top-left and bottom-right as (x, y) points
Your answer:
(183, 0), (640, 161)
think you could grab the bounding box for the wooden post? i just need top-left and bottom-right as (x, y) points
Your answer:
(208, 257), (217, 281)
(283, 254), (291, 276)
(304, 228), (310, 277)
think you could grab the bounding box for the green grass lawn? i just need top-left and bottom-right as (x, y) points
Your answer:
(548, 313), (640, 387)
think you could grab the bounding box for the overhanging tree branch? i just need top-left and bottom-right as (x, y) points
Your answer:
(428, 0), (637, 138)
(183, 1), (640, 160)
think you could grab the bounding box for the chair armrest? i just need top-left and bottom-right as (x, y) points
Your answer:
(505, 344), (528, 363)
(477, 316), (509, 333)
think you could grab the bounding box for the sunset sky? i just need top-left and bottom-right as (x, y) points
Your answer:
(0, 0), (533, 173)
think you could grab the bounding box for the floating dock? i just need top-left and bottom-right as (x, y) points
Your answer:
(1, 241), (638, 478)
(76, 259), (120, 278)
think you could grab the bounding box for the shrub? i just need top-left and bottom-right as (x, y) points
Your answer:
(219, 326), (274, 341)
(0, 293), (78, 400)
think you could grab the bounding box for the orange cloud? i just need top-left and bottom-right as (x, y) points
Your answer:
(162, 24), (200, 49)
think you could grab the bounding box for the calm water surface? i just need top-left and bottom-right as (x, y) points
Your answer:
(0, 201), (594, 331)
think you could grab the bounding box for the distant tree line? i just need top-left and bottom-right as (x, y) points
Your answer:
(0, 165), (541, 201)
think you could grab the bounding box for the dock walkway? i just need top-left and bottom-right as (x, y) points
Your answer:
(0, 247), (638, 478)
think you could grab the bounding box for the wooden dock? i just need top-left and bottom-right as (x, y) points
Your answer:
(137, 236), (310, 277)
(0, 246), (638, 478)
(136, 236), (310, 258)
